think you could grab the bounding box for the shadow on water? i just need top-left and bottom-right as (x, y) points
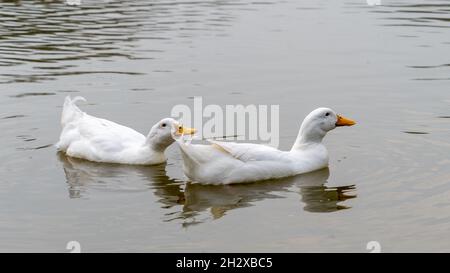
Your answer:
(58, 154), (357, 227)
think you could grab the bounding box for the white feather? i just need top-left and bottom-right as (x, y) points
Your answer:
(56, 96), (177, 165)
(177, 107), (355, 184)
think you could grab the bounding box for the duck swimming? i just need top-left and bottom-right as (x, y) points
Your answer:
(56, 96), (196, 165)
(176, 107), (355, 184)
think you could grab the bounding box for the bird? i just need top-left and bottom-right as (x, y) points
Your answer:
(56, 96), (196, 165)
(176, 107), (355, 184)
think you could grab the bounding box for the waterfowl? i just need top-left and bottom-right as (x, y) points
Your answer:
(176, 108), (355, 184)
(56, 96), (195, 165)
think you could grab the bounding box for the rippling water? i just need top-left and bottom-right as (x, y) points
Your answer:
(0, 0), (449, 252)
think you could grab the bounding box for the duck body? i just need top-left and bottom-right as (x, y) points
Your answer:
(179, 140), (329, 185)
(177, 107), (355, 185)
(56, 96), (194, 165)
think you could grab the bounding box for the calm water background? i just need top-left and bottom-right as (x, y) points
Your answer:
(0, 0), (449, 252)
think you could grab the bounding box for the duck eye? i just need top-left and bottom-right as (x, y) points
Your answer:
(161, 123), (166, 127)
(325, 112), (330, 117)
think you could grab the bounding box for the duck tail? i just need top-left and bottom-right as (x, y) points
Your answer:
(61, 96), (86, 126)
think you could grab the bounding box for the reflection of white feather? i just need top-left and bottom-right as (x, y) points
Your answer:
(366, 0), (381, 6)
(65, 0), (82, 6)
(181, 168), (342, 219)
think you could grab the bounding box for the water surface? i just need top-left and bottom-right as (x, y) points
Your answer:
(0, 0), (449, 252)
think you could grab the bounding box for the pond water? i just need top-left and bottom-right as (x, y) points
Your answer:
(0, 0), (449, 252)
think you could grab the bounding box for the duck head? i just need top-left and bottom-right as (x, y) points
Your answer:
(147, 118), (196, 151)
(292, 108), (356, 148)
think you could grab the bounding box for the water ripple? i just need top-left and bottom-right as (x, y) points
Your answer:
(0, 0), (252, 83)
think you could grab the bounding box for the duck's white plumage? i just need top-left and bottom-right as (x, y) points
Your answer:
(177, 108), (355, 184)
(56, 96), (190, 165)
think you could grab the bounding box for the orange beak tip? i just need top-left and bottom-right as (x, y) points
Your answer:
(336, 115), (356, 127)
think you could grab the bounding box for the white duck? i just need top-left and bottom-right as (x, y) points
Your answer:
(176, 108), (355, 184)
(56, 96), (195, 165)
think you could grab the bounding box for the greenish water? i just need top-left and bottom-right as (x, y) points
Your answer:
(0, 0), (449, 252)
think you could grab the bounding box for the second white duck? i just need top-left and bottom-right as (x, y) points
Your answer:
(176, 107), (355, 184)
(56, 96), (196, 165)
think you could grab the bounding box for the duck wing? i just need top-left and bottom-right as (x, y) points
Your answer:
(76, 115), (146, 153)
(57, 97), (146, 156)
(177, 140), (293, 184)
(207, 140), (287, 162)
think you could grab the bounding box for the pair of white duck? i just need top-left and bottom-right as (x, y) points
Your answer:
(56, 96), (356, 185)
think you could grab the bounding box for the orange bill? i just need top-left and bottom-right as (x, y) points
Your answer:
(177, 126), (197, 135)
(336, 115), (356, 126)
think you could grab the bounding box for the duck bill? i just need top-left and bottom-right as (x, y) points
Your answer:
(336, 115), (356, 127)
(177, 126), (197, 135)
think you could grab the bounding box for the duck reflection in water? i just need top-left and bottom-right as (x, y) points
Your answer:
(182, 168), (356, 221)
(59, 154), (356, 226)
(58, 153), (184, 207)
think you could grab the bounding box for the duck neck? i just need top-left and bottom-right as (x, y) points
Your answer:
(145, 132), (174, 153)
(291, 123), (326, 151)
